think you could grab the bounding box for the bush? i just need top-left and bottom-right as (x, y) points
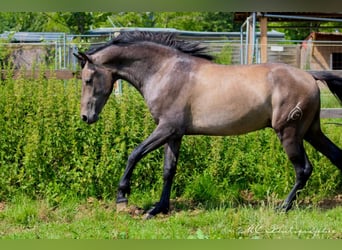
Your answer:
(0, 73), (341, 205)
(214, 44), (233, 65)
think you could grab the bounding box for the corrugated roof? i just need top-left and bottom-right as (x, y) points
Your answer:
(86, 27), (284, 40)
(234, 12), (342, 22)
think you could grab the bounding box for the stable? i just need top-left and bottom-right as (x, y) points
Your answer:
(234, 12), (342, 65)
(300, 32), (342, 70)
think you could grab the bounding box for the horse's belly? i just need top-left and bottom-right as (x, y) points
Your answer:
(188, 107), (271, 136)
(187, 70), (273, 135)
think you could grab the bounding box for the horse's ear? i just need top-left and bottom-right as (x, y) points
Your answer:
(73, 52), (92, 68)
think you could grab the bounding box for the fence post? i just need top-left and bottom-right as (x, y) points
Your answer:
(260, 16), (268, 63)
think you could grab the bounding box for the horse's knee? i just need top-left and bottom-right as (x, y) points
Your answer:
(163, 166), (176, 181)
(293, 157), (313, 188)
(296, 168), (312, 188)
(283, 142), (313, 185)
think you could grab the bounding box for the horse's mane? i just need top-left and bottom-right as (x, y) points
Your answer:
(87, 31), (214, 61)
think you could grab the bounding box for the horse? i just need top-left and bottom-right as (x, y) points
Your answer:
(74, 31), (342, 219)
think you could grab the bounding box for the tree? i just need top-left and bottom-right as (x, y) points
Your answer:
(201, 12), (240, 32)
(108, 12), (240, 32)
(1, 12), (342, 38)
(0, 12), (113, 34)
(0, 12), (240, 35)
(268, 21), (342, 40)
(0, 12), (47, 33)
(108, 12), (157, 28)
(49, 12), (112, 34)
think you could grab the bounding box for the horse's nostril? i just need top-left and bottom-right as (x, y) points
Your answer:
(81, 115), (88, 122)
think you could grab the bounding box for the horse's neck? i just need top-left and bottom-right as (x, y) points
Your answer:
(111, 45), (174, 92)
(94, 44), (178, 96)
(115, 60), (152, 92)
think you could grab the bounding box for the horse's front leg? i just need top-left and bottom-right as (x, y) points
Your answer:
(116, 123), (176, 211)
(145, 136), (182, 219)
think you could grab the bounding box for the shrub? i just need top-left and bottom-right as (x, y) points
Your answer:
(0, 73), (341, 206)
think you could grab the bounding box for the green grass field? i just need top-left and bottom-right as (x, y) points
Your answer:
(0, 74), (341, 240)
(0, 196), (341, 239)
(321, 88), (342, 108)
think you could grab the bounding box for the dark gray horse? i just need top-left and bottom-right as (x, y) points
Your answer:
(74, 31), (342, 219)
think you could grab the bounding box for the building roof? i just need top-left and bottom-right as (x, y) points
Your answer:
(305, 32), (342, 41)
(234, 12), (342, 22)
(86, 27), (285, 40)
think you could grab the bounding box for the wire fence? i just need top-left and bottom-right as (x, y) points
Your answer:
(0, 35), (341, 118)
(2, 37), (342, 72)
(204, 39), (342, 70)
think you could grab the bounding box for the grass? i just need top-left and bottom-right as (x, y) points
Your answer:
(0, 196), (341, 239)
(320, 88), (342, 108)
(0, 75), (341, 240)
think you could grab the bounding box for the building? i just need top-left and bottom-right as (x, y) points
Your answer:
(0, 32), (74, 69)
(300, 32), (342, 70)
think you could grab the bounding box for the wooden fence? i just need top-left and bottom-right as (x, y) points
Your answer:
(1, 69), (341, 119)
(308, 70), (342, 119)
(1, 69), (80, 80)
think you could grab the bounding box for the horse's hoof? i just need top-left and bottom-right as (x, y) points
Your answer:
(143, 206), (158, 219)
(275, 203), (291, 213)
(116, 201), (128, 213)
(275, 206), (285, 213)
(143, 213), (155, 220)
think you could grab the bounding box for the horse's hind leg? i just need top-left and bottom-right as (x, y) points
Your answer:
(276, 126), (313, 211)
(304, 117), (342, 171)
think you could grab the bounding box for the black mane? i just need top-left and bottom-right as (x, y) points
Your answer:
(87, 31), (214, 61)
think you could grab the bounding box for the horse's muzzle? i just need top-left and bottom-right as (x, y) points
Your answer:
(81, 113), (99, 124)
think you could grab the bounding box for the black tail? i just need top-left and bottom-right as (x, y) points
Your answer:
(309, 71), (342, 104)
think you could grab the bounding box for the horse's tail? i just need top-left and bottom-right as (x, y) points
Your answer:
(309, 71), (342, 104)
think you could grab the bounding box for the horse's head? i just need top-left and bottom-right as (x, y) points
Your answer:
(74, 52), (115, 124)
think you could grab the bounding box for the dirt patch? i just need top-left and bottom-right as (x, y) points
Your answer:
(168, 193), (342, 213)
(239, 190), (342, 210)
(0, 202), (5, 212)
(316, 194), (342, 209)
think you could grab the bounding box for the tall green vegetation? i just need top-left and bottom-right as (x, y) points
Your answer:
(0, 12), (112, 34)
(1, 12), (341, 40)
(0, 70), (341, 206)
(0, 12), (239, 35)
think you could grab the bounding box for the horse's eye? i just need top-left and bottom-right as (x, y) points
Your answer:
(85, 78), (92, 85)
